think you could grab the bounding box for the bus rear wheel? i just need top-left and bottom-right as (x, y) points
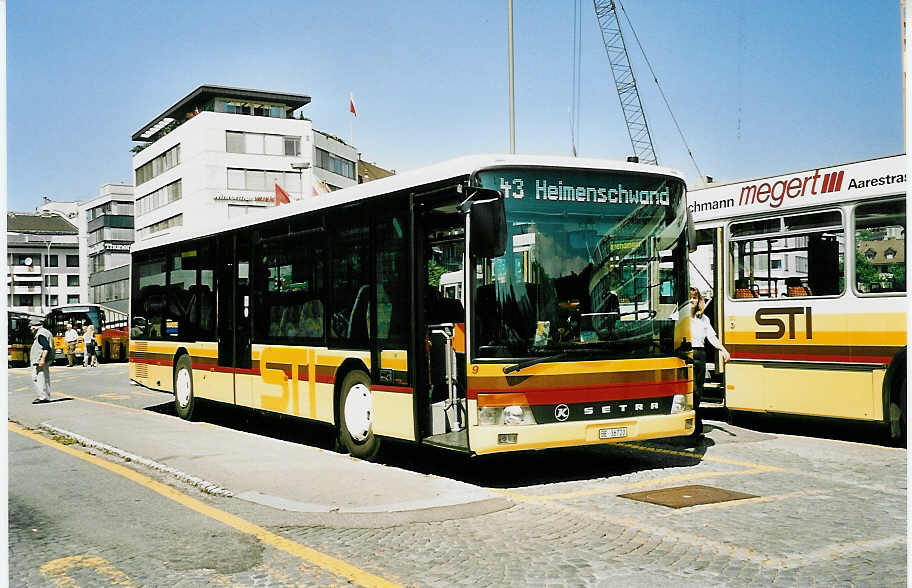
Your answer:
(337, 370), (380, 460)
(174, 354), (197, 421)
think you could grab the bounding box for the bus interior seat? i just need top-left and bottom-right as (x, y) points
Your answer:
(300, 299), (323, 338)
(734, 279), (758, 299)
(785, 277), (812, 297)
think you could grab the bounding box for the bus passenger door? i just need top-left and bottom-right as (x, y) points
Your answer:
(413, 192), (469, 451)
(691, 227), (725, 404)
(216, 234), (253, 405)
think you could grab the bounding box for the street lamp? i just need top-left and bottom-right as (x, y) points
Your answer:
(290, 162), (311, 199)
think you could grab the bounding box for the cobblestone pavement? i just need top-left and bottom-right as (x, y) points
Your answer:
(8, 365), (908, 586)
(260, 431), (907, 587)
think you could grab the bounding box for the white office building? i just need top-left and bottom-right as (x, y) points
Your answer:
(6, 212), (84, 314)
(131, 85), (359, 240)
(82, 183), (135, 313)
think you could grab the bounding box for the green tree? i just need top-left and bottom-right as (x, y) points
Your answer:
(887, 263), (905, 289)
(855, 250), (881, 290)
(427, 258), (447, 287)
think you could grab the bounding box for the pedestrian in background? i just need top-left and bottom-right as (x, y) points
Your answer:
(64, 322), (78, 367)
(690, 287), (730, 439)
(29, 317), (54, 404)
(82, 323), (98, 367)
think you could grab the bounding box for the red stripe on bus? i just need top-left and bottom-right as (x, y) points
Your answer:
(469, 379), (689, 403)
(732, 352), (892, 365)
(372, 385), (414, 394)
(130, 357), (173, 367)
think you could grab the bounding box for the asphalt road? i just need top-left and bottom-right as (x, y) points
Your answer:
(7, 363), (908, 586)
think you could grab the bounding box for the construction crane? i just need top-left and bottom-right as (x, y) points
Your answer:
(593, 0), (657, 165)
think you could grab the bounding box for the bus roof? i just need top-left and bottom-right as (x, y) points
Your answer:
(688, 153), (905, 225)
(132, 153), (685, 254)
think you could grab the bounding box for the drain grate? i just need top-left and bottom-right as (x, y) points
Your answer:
(619, 484), (757, 509)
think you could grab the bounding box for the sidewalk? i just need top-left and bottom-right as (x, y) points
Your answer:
(8, 372), (508, 517)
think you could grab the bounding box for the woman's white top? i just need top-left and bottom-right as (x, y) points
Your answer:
(691, 314), (722, 349)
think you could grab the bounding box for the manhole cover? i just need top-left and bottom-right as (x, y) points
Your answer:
(619, 484), (757, 508)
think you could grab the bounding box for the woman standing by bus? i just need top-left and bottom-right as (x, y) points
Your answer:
(690, 287), (730, 438)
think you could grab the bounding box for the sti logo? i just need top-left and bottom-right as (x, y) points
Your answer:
(739, 170), (844, 209)
(755, 307), (813, 340)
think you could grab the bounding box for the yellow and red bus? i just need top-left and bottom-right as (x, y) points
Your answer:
(689, 154), (907, 443)
(130, 154), (697, 457)
(45, 304), (129, 363)
(8, 311), (43, 367)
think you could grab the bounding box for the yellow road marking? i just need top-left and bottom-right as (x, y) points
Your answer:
(96, 393), (132, 400)
(10, 422), (402, 588)
(40, 555), (136, 587)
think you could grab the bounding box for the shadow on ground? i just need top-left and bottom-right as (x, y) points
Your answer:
(145, 399), (707, 488)
(723, 408), (900, 448)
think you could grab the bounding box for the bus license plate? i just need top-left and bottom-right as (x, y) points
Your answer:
(599, 427), (627, 439)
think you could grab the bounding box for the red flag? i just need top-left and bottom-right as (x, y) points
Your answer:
(349, 92), (357, 117)
(275, 183), (291, 206)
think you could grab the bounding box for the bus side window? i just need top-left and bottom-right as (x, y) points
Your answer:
(329, 214), (370, 347)
(854, 200), (906, 294)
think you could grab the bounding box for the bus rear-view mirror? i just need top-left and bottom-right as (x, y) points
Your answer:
(464, 188), (507, 258)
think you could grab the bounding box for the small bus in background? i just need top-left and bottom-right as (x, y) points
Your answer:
(45, 304), (129, 363)
(130, 154), (696, 458)
(8, 311), (43, 366)
(689, 154), (907, 443)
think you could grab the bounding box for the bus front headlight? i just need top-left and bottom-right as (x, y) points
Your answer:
(670, 394), (690, 414)
(478, 405), (537, 426)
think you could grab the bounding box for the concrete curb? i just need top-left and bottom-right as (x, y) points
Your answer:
(39, 423), (234, 498)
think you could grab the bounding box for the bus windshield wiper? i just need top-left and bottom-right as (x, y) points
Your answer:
(503, 352), (570, 374)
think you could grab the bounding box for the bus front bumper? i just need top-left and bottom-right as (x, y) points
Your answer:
(469, 410), (696, 455)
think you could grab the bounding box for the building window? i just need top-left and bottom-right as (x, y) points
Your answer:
(226, 168), (302, 193)
(44, 254), (58, 267)
(284, 136), (300, 156)
(67, 275), (80, 287)
(225, 131), (299, 157)
(67, 295), (80, 304)
(135, 144), (180, 186)
(135, 180), (181, 216)
(46, 294), (58, 307)
(45, 275), (58, 287)
(226, 131), (245, 153)
(314, 147), (356, 180)
(15, 294), (35, 307)
(137, 214), (183, 239)
(66, 254), (80, 267)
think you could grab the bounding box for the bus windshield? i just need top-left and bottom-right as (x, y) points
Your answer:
(473, 168), (688, 360)
(47, 307), (101, 335)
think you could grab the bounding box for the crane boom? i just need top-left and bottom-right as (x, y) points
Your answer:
(593, 0), (657, 165)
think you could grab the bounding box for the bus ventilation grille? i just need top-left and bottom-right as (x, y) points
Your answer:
(133, 341), (148, 380)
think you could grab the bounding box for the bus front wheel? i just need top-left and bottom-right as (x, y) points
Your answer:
(337, 370), (380, 460)
(174, 354), (197, 421)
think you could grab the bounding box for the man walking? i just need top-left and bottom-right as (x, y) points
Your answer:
(30, 317), (54, 404)
(64, 322), (78, 367)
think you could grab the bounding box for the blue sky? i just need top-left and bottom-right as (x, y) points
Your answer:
(6, 1), (903, 211)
